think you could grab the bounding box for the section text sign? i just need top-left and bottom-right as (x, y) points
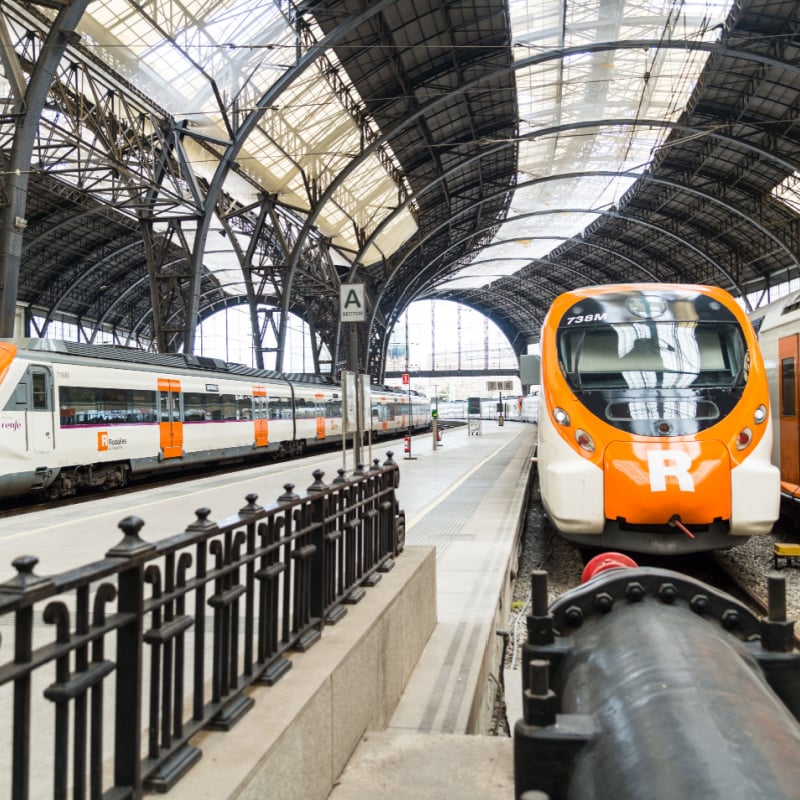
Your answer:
(340, 283), (366, 322)
(487, 380), (514, 392)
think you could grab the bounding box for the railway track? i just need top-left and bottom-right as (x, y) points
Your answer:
(0, 430), (427, 519)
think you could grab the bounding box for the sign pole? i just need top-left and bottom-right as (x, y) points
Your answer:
(342, 384), (347, 472)
(351, 332), (362, 466)
(340, 282), (366, 471)
(402, 371), (416, 460)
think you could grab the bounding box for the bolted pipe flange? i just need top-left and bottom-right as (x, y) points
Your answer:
(658, 582), (677, 603)
(564, 605), (584, 627)
(722, 608), (740, 630)
(594, 592), (614, 612)
(690, 594), (710, 614)
(625, 581), (645, 602)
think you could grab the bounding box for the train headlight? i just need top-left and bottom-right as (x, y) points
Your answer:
(736, 427), (752, 450)
(553, 407), (571, 426)
(626, 295), (668, 318)
(753, 404), (767, 424)
(575, 429), (595, 452)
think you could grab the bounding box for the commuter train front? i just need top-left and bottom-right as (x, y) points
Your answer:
(0, 339), (430, 500)
(535, 283), (780, 554)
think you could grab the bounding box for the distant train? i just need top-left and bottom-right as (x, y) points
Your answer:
(531, 283), (780, 554)
(0, 339), (431, 500)
(435, 395), (538, 423)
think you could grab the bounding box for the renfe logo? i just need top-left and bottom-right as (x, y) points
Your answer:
(647, 450), (695, 492)
(98, 431), (108, 451)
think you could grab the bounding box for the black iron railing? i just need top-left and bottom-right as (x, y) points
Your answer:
(0, 454), (403, 800)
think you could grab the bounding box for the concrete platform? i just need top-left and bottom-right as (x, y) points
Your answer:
(389, 421), (534, 735)
(329, 420), (535, 799)
(329, 730), (514, 800)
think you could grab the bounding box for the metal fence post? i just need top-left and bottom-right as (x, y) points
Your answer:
(306, 468), (329, 624)
(3, 556), (54, 800)
(105, 516), (157, 796)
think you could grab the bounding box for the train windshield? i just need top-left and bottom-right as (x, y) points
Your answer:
(558, 321), (747, 391)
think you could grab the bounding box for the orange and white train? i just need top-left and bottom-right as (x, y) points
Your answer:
(532, 283), (780, 554)
(750, 290), (800, 513)
(0, 339), (430, 500)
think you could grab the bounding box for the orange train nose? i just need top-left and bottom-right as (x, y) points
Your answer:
(603, 439), (731, 526)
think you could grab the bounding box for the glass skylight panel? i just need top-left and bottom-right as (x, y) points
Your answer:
(65, 0), (418, 270)
(438, 0), (732, 291)
(773, 174), (800, 215)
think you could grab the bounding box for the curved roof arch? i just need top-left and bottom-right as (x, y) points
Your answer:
(2, 0), (800, 378)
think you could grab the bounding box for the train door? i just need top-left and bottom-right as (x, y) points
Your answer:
(24, 366), (55, 454)
(253, 386), (268, 447)
(158, 378), (183, 459)
(315, 392), (325, 439)
(779, 335), (800, 485)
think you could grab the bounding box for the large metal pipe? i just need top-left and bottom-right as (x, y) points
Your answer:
(515, 566), (800, 800)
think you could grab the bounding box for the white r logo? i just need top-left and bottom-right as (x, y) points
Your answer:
(647, 450), (695, 492)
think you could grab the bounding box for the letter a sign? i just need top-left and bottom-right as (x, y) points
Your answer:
(340, 283), (366, 323)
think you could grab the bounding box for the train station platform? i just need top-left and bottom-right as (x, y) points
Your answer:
(327, 421), (534, 799)
(169, 419), (535, 800)
(0, 419), (536, 800)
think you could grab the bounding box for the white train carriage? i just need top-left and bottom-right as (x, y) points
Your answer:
(0, 339), (430, 500)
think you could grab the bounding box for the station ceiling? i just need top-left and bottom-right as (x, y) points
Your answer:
(1, 0), (800, 377)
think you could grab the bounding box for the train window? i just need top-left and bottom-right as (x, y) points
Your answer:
(102, 388), (128, 422)
(269, 396), (290, 419)
(253, 396), (267, 420)
(607, 399), (719, 421)
(130, 390), (158, 422)
(13, 382), (27, 407)
(559, 322), (745, 390)
(204, 395), (222, 420)
(237, 395), (252, 420)
(295, 396), (316, 419)
(183, 392), (208, 421)
(60, 386), (95, 424)
(60, 386), (157, 425)
(31, 372), (48, 409)
(219, 394), (239, 421)
(781, 358), (796, 417)
(159, 392), (171, 423)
